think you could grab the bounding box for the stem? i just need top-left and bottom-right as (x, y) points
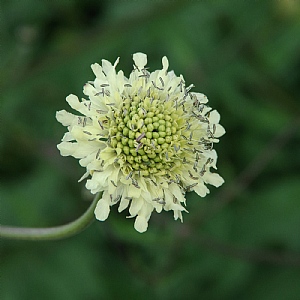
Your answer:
(0, 192), (102, 241)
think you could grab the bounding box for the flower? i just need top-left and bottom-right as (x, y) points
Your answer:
(56, 52), (225, 233)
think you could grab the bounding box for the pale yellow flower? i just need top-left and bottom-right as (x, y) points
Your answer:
(56, 53), (225, 233)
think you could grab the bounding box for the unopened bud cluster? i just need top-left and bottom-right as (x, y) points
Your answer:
(110, 96), (185, 177)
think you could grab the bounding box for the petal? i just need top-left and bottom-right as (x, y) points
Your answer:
(162, 56), (169, 70)
(57, 142), (76, 156)
(66, 142), (98, 158)
(193, 181), (210, 197)
(83, 83), (97, 97)
(101, 59), (115, 76)
(134, 215), (148, 233)
(133, 52), (147, 70)
(66, 94), (88, 115)
(203, 172), (224, 187)
(89, 167), (112, 188)
(134, 202), (153, 233)
(173, 210), (183, 222)
(118, 196), (130, 212)
(214, 124), (226, 138)
(62, 132), (74, 142)
(129, 197), (144, 216)
(169, 183), (185, 204)
(209, 110), (220, 124)
(191, 92), (208, 104)
(56, 110), (76, 126)
(91, 63), (106, 80)
(79, 151), (96, 167)
(127, 184), (142, 198)
(94, 192), (110, 221)
(66, 94), (81, 110)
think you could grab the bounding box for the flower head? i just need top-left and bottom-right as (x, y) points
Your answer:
(56, 53), (225, 233)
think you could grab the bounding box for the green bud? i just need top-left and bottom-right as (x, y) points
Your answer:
(154, 156), (161, 162)
(137, 119), (144, 129)
(152, 100), (158, 106)
(138, 148), (145, 155)
(158, 125), (165, 132)
(165, 121), (171, 127)
(110, 126), (118, 135)
(142, 155), (149, 162)
(144, 117), (152, 125)
(121, 137), (128, 145)
(132, 163), (140, 170)
(141, 170), (149, 176)
(130, 148), (137, 156)
(156, 163), (163, 169)
(128, 131), (135, 139)
(150, 167), (157, 174)
(152, 132), (159, 139)
(123, 146), (130, 155)
(161, 143), (169, 149)
(166, 128), (172, 136)
(172, 134), (179, 141)
(147, 124), (154, 132)
(153, 122), (159, 129)
(154, 145), (161, 153)
(152, 139), (158, 146)
(148, 152), (156, 159)
(132, 114), (139, 122)
(157, 137), (165, 144)
(140, 126), (147, 133)
(147, 112), (154, 118)
(115, 117), (122, 124)
(117, 123), (125, 131)
(111, 139), (118, 148)
(149, 160), (155, 167)
(138, 109), (146, 118)
(116, 132), (122, 141)
(123, 127), (129, 136)
(134, 156), (142, 163)
(165, 136), (172, 143)
(127, 155), (134, 164)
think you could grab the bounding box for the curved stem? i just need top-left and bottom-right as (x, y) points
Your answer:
(0, 192), (101, 241)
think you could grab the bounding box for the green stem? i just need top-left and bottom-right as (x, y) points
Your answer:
(0, 192), (102, 240)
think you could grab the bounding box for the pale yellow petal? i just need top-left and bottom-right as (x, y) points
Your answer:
(94, 191), (110, 220)
(133, 52), (147, 70)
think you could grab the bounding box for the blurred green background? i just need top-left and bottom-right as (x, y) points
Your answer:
(1, 0), (300, 299)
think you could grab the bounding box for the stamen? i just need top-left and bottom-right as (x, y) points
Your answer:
(136, 133), (146, 142)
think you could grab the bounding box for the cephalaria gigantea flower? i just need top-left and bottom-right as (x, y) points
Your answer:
(56, 53), (225, 233)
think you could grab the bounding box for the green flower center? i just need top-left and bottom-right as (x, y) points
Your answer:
(109, 94), (187, 176)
